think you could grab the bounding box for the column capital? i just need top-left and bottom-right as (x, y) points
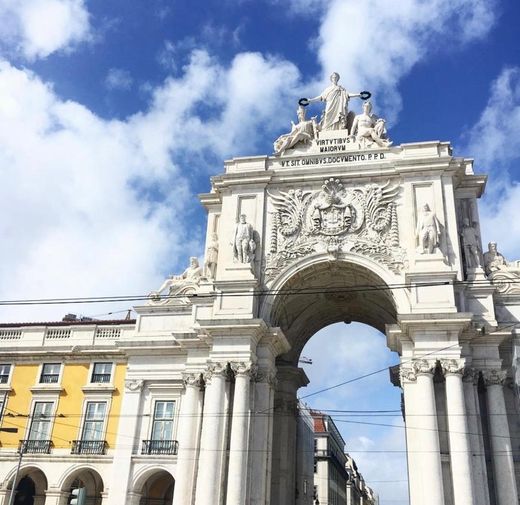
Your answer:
(124, 379), (144, 392)
(399, 364), (417, 384)
(230, 361), (258, 379)
(255, 367), (277, 387)
(203, 362), (230, 384)
(482, 369), (508, 386)
(413, 358), (437, 376)
(183, 372), (204, 389)
(440, 358), (466, 376)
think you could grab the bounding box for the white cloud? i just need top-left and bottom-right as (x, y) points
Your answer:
(308, 0), (496, 122)
(0, 50), (303, 322)
(462, 67), (520, 259)
(105, 68), (133, 91)
(0, 0), (92, 59)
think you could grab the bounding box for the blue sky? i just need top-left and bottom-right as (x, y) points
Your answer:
(0, 1), (520, 503)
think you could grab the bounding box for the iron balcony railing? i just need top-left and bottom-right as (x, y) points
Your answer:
(91, 373), (111, 383)
(39, 374), (59, 384)
(19, 439), (52, 454)
(71, 440), (108, 455)
(141, 439), (178, 455)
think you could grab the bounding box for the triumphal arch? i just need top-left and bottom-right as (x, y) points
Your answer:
(129, 74), (520, 505)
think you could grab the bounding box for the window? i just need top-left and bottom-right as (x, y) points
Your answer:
(81, 402), (107, 441)
(91, 363), (112, 383)
(40, 363), (60, 384)
(0, 396), (4, 421)
(0, 364), (11, 384)
(25, 401), (53, 453)
(28, 402), (53, 440)
(151, 401), (175, 441)
(142, 400), (177, 455)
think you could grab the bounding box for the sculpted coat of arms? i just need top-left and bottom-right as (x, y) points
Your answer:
(265, 178), (406, 280)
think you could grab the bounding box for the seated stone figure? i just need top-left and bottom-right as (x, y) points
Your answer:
(483, 242), (520, 294)
(350, 100), (392, 148)
(273, 105), (317, 156)
(149, 257), (203, 301)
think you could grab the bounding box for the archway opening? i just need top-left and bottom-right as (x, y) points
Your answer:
(300, 322), (408, 505)
(138, 470), (174, 505)
(6, 467), (47, 505)
(61, 468), (104, 505)
(266, 259), (408, 505)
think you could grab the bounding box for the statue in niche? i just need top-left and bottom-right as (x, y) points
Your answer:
(273, 105), (318, 156)
(233, 214), (256, 264)
(483, 242), (508, 276)
(204, 232), (219, 279)
(416, 203), (441, 254)
(460, 218), (482, 268)
(149, 257), (203, 300)
(350, 101), (392, 148)
(305, 72), (366, 131)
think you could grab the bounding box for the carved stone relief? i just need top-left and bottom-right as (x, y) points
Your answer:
(265, 178), (405, 281)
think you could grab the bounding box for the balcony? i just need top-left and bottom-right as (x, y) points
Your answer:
(91, 373), (111, 383)
(19, 439), (52, 454)
(141, 440), (178, 455)
(71, 440), (108, 455)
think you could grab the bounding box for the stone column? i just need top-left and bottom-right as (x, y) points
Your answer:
(43, 489), (69, 505)
(173, 373), (204, 505)
(462, 369), (490, 505)
(441, 360), (475, 505)
(270, 366), (309, 505)
(226, 363), (256, 505)
(249, 369), (276, 505)
(126, 491), (142, 505)
(107, 379), (144, 504)
(401, 359), (444, 505)
(194, 363), (228, 505)
(483, 369), (519, 505)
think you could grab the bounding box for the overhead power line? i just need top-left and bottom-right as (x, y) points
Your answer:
(0, 278), (519, 306)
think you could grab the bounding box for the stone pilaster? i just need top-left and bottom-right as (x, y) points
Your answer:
(440, 359), (475, 505)
(482, 369), (518, 505)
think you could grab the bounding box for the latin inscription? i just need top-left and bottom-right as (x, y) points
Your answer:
(279, 151), (386, 168)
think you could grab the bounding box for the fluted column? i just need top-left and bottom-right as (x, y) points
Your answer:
(226, 362), (256, 505)
(440, 359), (475, 505)
(173, 373), (203, 505)
(401, 359), (444, 505)
(194, 363), (228, 505)
(483, 369), (518, 505)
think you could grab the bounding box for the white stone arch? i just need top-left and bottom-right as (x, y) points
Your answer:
(56, 463), (104, 491)
(2, 465), (48, 505)
(260, 251), (411, 362)
(131, 465), (175, 494)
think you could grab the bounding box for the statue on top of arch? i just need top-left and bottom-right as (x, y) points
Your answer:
(483, 241), (520, 294)
(273, 72), (391, 155)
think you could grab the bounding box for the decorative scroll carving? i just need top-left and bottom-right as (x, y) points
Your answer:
(483, 242), (520, 294)
(482, 369), (507, 386)
(266, 178), (405, 280)
(255, 368), (277, 388)
(125, 379), (144, 392)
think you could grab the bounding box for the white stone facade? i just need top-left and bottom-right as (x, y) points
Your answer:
(1, 123), (520, 505)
